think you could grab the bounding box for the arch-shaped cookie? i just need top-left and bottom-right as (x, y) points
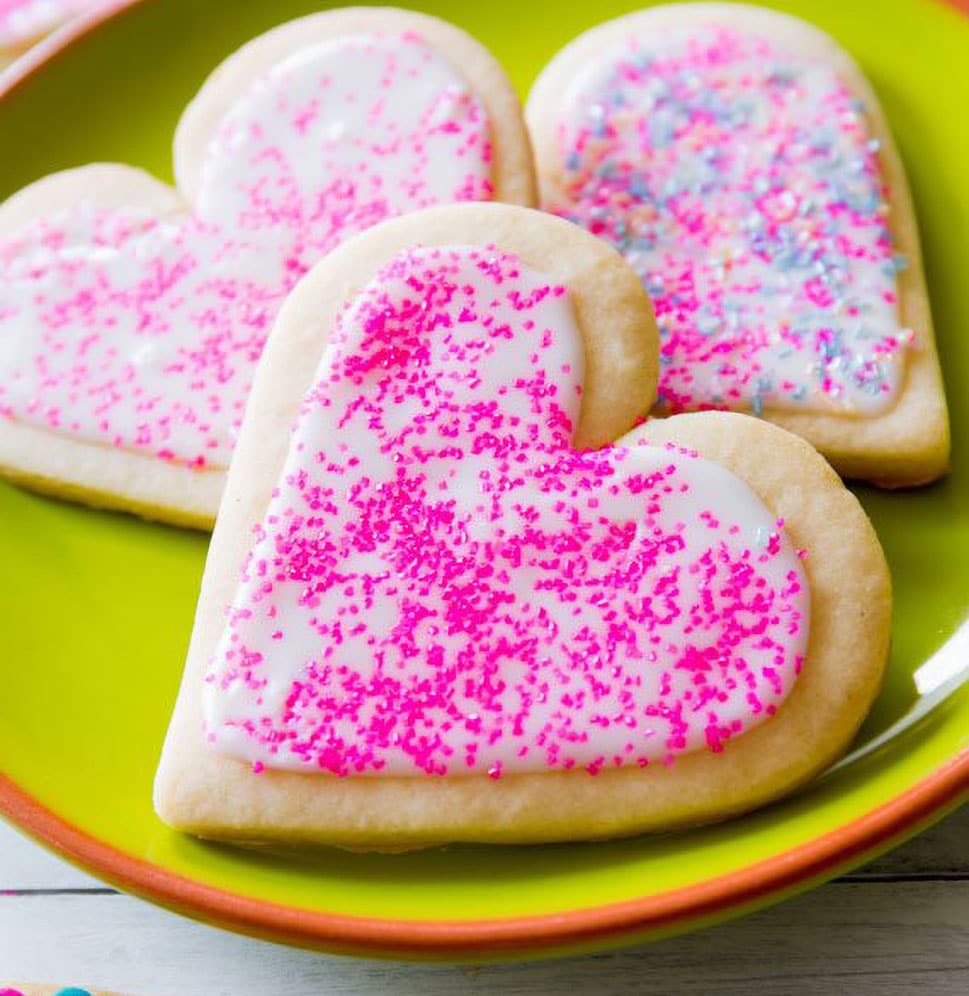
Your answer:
(527, 3), (949, 487)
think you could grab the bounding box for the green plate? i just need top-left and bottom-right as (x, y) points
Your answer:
(0, 0), (967, 960)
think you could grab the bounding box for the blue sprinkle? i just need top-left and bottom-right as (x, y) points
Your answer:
(775, 248), (810, 271)
(649, 114), (676, 149)
(845, 191), (878, 214)
(696, 315), (720, 337)
(767, 66), (798, 85)
(628, 179), (651, 200)
(892, 253), (909, 272)
(54, 990), (92, 996)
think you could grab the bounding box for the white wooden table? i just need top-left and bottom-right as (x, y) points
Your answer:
(0, 806), (965, 994)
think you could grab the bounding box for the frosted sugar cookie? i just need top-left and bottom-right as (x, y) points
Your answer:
(527, 3), (949, 487)
(0, 7), (535, 527)
(154, 203), (890, 848)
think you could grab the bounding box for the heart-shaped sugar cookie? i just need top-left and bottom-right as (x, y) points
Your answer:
(527, 3), (949, 487)
(0, 7), (534, 526)
(155, 203), (890, 847)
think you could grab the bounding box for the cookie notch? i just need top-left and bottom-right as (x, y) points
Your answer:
(526, 2), (949, 488)
(0, 6), (536, 528)
(154, 202), (890, 849)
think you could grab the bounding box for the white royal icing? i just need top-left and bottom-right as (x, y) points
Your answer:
(205, 246), (810, 778)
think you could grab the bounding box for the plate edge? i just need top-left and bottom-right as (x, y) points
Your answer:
(0, 0), (967, 961)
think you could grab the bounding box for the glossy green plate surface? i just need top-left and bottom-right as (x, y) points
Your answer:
(0, 0), (967, 959)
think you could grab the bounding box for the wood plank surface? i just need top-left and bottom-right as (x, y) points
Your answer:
(0, 883), (965, 995)
(0, 805), (965, 994)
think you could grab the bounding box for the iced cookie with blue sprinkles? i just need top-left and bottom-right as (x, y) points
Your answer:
(527, 2), (949, 487)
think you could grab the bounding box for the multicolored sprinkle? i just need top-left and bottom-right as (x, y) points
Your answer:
(204, 246), (809, 777)
(549, 24), (911, 415)
(0, 990), (91, 996)
(0, 33), (492, 467)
